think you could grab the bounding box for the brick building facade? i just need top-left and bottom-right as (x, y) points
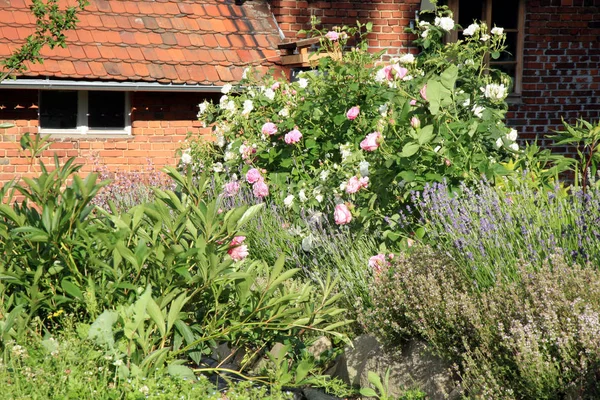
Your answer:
(1, 0), (599, 184)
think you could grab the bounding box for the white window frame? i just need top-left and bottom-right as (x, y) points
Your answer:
(38, 90), (131, 136)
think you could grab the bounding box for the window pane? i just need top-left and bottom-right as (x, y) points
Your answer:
(458, 0), (483, 27)
(496, 32), (518, 62)
(88, 91), (125, 129)
(492, 0), (519, 30)
(40, 91), (77, 129)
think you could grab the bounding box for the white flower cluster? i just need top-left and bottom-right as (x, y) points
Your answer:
(219, 95), (236, 113)
(398, 53), (415, 64)
(434, 16), (455, 31)
(496, 128), (519, 151)
(481, 83), (508, 102)
(463, 23), (479, 36)
(241, 99), (254, 116)
(491, 27), (504, 35)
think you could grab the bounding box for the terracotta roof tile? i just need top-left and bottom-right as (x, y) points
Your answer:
(0, 0), (282, 85)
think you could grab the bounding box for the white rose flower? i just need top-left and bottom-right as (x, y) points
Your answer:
(378, 103), (389, 116)
(181, 151), (192, 165)
(340, 143), (353, 161)
(398, 53), (415, 64)
(434, 145), (441, 153)
(359, 161), (370, 177)
(480, 34), (490, 42)
(339, 181), (347, 191)
(434, 16), (455, 31)
(462, 98), (471, 107)
(320, 170), (330, 181)
(279, 107), (289, 117)
(463, 23), (479, 36)
(464, 59), (475, 66)
(496, 137), (503, 148)
(264, 88), (276, 101)
(216, 135), (226, 147)
(284, 194), (294, 208)
(242, 67), (250, 80)
(221, 83), (232, 94)
(213, 162), (223, 173)
(298, 189), (308, 202)
(421, 29), (429, 38)
(224, 151), (236, 161)
(375, 68), (387, 83)
(225, 101), (236, 113)
(298, 78), (308, 88)
(197, 101), (209, 117)
(419, 21), (430, 27)
(242, 100), (254, 116)
(509, 142), (519, 151)
(472, 104), (485, 118)
(315, 194), (324, 203)
(507, 128), (518, 141)
(491, 27), (504, 36)
(481, 83), (507, 102)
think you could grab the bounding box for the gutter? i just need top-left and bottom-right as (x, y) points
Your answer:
(0, 78), (224, 92)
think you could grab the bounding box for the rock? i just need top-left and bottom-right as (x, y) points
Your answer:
(249, 342), (287, 374)
(307, 336), (332, 359)
(330, 335), (460, 400)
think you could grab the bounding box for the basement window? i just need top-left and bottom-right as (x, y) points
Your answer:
(39, 90), (131, 135)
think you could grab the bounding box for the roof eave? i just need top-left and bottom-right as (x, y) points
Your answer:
(0, 78), (224, 92)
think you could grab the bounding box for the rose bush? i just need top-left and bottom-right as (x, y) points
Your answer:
(187, 9), (521, 237)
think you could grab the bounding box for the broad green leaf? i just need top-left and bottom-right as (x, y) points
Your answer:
(168, 363), (196, 380)
(401, 142), (420, 157)
(88, 310), (118, 349)
(61, 279), (83, 300)
(359, 388), (378, 397)
(146, 296), (166, 338)
(418, 125), (434, 145)
(295, 359), (313, 383)
(440, 64), (458, 90)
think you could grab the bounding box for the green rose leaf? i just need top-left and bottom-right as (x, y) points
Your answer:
(440, 64), (458, 90)
(418, 125), (435, 145)
(401, 142), (420, 157)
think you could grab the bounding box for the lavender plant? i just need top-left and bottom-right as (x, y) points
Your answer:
(91, 158), (174, 212)
(414, 176), (600, 288)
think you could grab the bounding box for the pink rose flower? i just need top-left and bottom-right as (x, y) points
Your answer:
(383, 64), (408, 80)
(261, 122), (278, 136)
(334, 203), (352, 225)
(359, 176), (369, 189)
(410, 116), (421, 129)
(326, 31), (340, 41)
(228, 236), (249, 261)
(284, 128), (302, 144)
(231, 235), (245, 246)
(410, 99), (417, 106)
(253, 180), (269, 198)
(394, 65), (409, 80)
(246, 168), (262, 184)
(420, 85), (428, 101)
(223, 181), (240, 197)
(345, 176), (362, 194)
(346, 106), (360, 120)
(271, 82), (280, 90)
(368, 253), (388, 273)
(360, 131), (382, 152)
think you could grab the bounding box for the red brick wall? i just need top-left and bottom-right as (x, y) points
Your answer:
(0, 89), (215, 185)
(269, 0), (421, 58)
(506, 0), (600, 146)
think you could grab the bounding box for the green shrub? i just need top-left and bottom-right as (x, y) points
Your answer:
(360, 247), (600, 399)
(187, 9), (519, 237)
(0, 318), (294, 399)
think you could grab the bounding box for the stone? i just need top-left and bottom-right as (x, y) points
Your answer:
(307, 336), (332, 359)
(330, 335), (460, 400)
